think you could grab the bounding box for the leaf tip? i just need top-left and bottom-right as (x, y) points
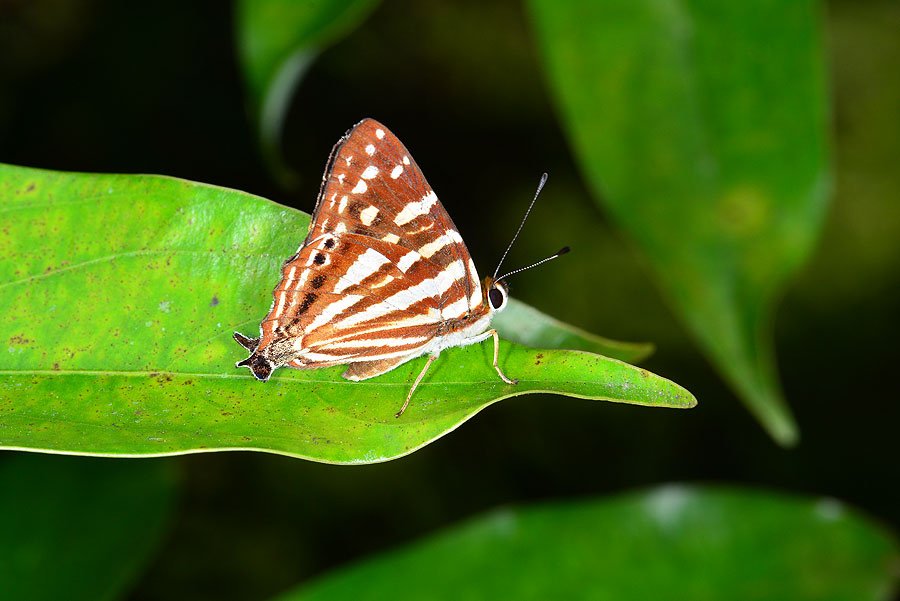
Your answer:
(771, 421), (800, 448)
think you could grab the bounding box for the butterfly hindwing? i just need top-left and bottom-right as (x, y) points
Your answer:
(259, 229), (468, 369)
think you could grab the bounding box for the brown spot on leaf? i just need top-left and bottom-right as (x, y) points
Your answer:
(9, 334), (33, 346)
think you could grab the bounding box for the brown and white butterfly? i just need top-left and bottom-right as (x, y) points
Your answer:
(235, 118), (561, 416)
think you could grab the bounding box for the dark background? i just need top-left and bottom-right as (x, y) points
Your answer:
(1, 1), (897, 599)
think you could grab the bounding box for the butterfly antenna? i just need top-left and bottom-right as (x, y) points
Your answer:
(496, 246), (570, 283)
(493, 172), (549, 280)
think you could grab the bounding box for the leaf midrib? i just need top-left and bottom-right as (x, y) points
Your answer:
(0, 368), (663, 391)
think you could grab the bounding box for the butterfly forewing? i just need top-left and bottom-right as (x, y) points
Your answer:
(308, 119), (483, 312)
(243, 119), (489, 380)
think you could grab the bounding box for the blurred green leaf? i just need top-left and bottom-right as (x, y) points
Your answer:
(495, 298), (653, 363)
(528, 0), (830, 445)
(0, 164), (694, 464)
(271, 486), (899, 601)
(0, 454), (176, 601)
(236, 0), (380, 185)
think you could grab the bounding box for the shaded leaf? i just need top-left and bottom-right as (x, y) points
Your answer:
(236, 0), (380, 185)
(528, 0), (830, 445)
(272, 486), (899, 601)
(0, 453), (176, 601)
(0, 164), (694, 463)
(495, 298), (653, 363)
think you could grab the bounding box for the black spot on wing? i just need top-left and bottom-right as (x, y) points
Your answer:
(298, 292), (318, 314)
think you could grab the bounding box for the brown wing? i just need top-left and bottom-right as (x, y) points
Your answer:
(238, 119), (489, 379)
(305, 118), (485, 315)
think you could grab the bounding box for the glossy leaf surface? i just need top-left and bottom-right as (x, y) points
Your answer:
(0, 164), (694, 463)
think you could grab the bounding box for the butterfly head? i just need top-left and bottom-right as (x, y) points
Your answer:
(483, 277), (510, 313)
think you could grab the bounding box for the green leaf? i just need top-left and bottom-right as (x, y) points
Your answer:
(0, 453), (176, 601)
(271, 486), (899, 601)
(0, 164), (694, 464)
(495, 298), (653, 363)
(528, 0), (830, 446)
(236, 0), (380, 185)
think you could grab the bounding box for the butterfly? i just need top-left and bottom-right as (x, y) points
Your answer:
(234, 118), (564, 417)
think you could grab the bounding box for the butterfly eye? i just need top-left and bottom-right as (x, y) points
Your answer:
(488, 285), (507, 311)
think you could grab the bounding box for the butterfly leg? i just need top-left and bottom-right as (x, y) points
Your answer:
(395, 353), (439, 418)
(488, 329), (518, 385)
